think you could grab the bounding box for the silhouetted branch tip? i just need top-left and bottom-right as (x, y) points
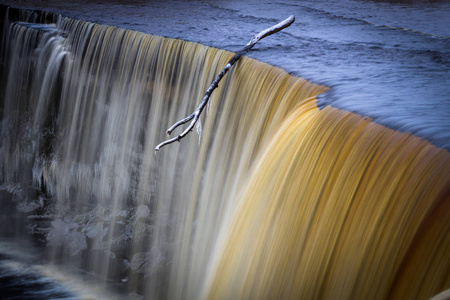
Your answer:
(155, 15), (295, 151)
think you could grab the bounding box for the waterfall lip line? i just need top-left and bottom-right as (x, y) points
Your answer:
(3, 5), (446, 151)
(15, 22), (58, 31)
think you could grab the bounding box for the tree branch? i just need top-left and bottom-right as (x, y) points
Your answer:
(155, 15), (295, 151)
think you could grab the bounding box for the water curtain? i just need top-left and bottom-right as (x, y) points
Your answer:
(0, 6), (448, 299)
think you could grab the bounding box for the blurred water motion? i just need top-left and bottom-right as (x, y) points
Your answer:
(0, 3), (449, 300)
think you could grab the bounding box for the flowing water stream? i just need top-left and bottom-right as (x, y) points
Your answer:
(0, 1), (449, 299)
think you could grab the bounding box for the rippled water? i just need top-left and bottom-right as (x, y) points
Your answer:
(1, 0), (448, 148)
(0, 238), (75, 299)
(0, 237), (128, 300)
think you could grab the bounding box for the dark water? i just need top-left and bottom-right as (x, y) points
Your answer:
(0, 238), (76, 300)
(0, 0), (448, 149)
(0, 237), (129, 299)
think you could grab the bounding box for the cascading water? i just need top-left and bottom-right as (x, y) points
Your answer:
(0, 5), (449, 300)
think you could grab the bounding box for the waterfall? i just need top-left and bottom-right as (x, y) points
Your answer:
(1, 6), (449, 300)
(204, 98), (450, 299)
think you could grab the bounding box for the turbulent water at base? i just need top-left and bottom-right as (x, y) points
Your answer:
(0, 3), (449, 300)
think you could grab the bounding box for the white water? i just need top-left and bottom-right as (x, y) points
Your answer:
(0, 7), (327, 298)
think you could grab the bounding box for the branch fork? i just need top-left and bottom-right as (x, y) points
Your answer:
(155, 15), (295, 151)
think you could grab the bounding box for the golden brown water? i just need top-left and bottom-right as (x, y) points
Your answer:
(203, 97), (450, 299)
(1, 8), (449, 299)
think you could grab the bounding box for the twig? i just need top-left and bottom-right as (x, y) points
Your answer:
(155, 15), (295, 151)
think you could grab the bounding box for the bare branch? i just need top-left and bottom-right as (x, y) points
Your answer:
(155, 15), (295, 151)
